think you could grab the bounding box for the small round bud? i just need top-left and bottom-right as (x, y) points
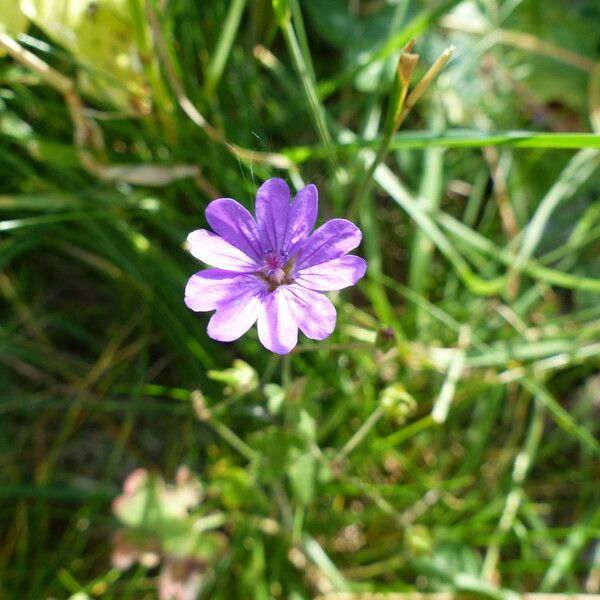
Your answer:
(379, 383), (417, 425)
(375, 326), (396, 351)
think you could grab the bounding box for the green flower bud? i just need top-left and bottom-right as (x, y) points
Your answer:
(379, 383), (416, 425)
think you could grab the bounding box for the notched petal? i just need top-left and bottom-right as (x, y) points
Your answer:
(255, 178), (291, 252)
(185, 269), (257, 312)
(284, 183), (318, 255)
(207, 287), (263, 342)
(256, 287), (298, 354)
(287, 285), (337, 340)
(295, 219), (362, 270)
(205, 198), (262, 261)
(295, 255), (367, 291)
(187, 229), (258, 271)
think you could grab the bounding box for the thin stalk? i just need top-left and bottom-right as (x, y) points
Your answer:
(514, 148), (600, 271)
(282, 353), (292, 390)
(279, 15), (338, 173)
(482, 395), (545, 581)
(438, 211), (600, 293)
(431, 326), (470, 423)
(408, 109), (446, 331)
(333, 406), (384, 464)
(146, 2), (292, 168)
(288, 0), (316, 82)
(204, 0), (248, 96)
(192, 391), (257, 461)
(349, 45), (453, 220)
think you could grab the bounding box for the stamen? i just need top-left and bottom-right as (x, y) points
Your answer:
(257, 248), (295, 290)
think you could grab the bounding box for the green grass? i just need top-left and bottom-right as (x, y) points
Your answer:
(1, 0), (600, 599)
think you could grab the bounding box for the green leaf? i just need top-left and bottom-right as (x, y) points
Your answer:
(264, 383), (285, 415)
(412, 541), (482, 590)
(296, 408), (316, 444)
(208, 464), (263, 510)
(113, 468), (202, 529)
(208, 359), (259, 397)
(0, 0), (28, 43)
(302, 0), (398, 92)
(287, 450), (316, 505)
(20, 0), (150, 112)
(163, 529), (227, 561)
(272, 0), (290, 26)
(249, 427), (298, 483)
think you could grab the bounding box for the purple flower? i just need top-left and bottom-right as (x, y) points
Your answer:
(184, 178), (366, 354)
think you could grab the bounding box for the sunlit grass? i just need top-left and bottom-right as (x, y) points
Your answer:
(1, 0), (599, 598)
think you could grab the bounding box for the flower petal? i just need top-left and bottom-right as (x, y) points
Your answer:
(283, 184), (318, 256)
(295, 219), (362, 270)
(295, 255), (367, 291)
(207, 283), (264, 342)
(187, 229), (258, 271)
(287, 285), (337, 340)
(255, 178), (291, 253)
(205, 198), (262, 261)
(185, 269), (260, 312)
(256, 287), (298, 354)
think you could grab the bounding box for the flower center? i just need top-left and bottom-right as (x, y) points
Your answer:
(265, 251), (284, 272)
(258, 249), (295, 290)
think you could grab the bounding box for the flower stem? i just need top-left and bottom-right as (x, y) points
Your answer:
(192, 390), (257, 461)
(333, 406), (384, 464)
(282, 353), (292, 390)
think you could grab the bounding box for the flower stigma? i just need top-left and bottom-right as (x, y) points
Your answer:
(258, 248), (295, 291)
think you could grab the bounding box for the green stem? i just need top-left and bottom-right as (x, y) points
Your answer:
(279, 14), (338, 174)
(282, 353), (292, 390)
(204, 0), (248, 96)
(408, 109), (446, 331)
(482, 395), (545, 581)
(333, 406), (384, 463)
